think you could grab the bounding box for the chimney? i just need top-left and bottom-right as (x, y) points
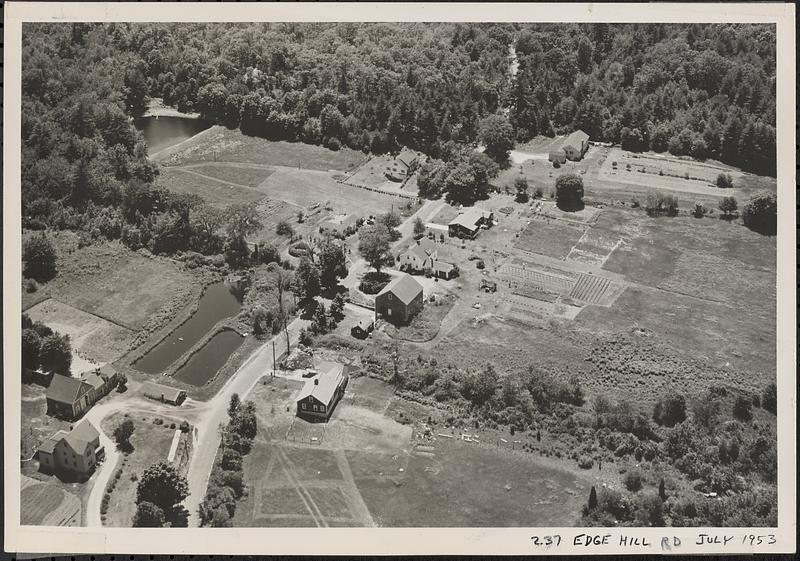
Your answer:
(314, 378), (319, 386)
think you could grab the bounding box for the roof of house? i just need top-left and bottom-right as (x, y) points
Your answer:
(396, 147), (419, 167)
(37, 431), (68, 454)
(377, 274), (424, 305)
(562, 130), (589, 150)
(448, 207), (492, 231)
(433, 260), (456, 273)
(141, 381), (185, 402)
(80, 372), (106, 391)
(549, 147), (566, 155)
(46, 375), (91, 405)
(354, 318), (374, 330)
(425, 222), (449, 231)
(404, 238), (437, 261)
(296, 363), (347, 406)
(64, 419), (100, 453)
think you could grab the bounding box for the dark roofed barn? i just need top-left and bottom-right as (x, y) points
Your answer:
(374, 274), (424, 325)
(46, 375), (93, 419)
(296, 364), (349, 422)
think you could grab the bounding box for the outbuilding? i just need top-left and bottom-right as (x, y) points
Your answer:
(141, 381), (186, 405)
(46, 374), (94, 419)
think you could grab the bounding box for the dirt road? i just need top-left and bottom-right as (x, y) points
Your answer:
(183, 316), (308, 526)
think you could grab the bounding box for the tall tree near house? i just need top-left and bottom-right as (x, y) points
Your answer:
(317, 240), (348, 290)
(588, 486), (598, 510)
(358, 224), (392, 274)
(413, 216), (426, 238)
(136, 461), (189, 526)
(228, 393), (241, 418)
(132, 501), (166, 527)
(295, 257), (321, 302)
(38, 333), (72, 376)
(477, 114), (514, 164)
(113, 419), (135, 451)
(21, 329), (42, 372)
(274, 267), (293, 356)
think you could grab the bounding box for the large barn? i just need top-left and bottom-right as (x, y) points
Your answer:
(374, 274), (424, 324)
(549, 130), (590, 163)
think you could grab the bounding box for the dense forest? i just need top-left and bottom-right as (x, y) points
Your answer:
(21, 22), (776, 251)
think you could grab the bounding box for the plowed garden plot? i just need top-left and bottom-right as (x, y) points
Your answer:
(159, 127), (367, 172)
(566, 227), (621, 265)
(354, 436), (591, 527)
(499, 264), (575, 295)
(246, 199), (302, 246)
(156, 167), (266, 207)
(20, 477), (81, 526)
(188, 163), (275, 187)
(514, 220), (585, 260)
(255, 487), (309, 517)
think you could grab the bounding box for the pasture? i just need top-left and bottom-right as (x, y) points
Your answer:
(159, 127), (367, 172)
(156, 167), (266, 208)
(33, 235), (201, 331)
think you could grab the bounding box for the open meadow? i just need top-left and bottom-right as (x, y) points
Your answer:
(20, 475), (81, 527)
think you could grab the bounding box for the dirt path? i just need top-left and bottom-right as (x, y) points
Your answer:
(274, 445), (327, 527)
(334, 449), (376, 527)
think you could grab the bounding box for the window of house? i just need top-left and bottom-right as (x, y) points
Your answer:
(320, 405), (326, 413)
(313, 404), (318, 412)
(301, 403), (307, 410)
(388, 294), (392, 300)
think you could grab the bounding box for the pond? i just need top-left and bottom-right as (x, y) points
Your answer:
(133, 115), (211, 154)
(173, 329), (245, 386)
(133, 282), (242, 374)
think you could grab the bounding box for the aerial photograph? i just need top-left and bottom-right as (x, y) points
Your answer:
(18, 22), (777, 529)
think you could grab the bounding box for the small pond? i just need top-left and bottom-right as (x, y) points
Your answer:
(133, 115), (211, 154)
(133, 282), (242, 374)
(173, 329), (245, 386)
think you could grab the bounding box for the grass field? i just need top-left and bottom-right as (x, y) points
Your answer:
(352, 436), (592, 527)
(159, 127), (367, 172)
(156, 167), (266, 208)
(28, 233), (201, 332)
(189, 163), (275, 187)
(254, 167), (403, 216)
(20, 475), (81, 526)
(100, 413), (188, 527)
(25, 299), (134, 375)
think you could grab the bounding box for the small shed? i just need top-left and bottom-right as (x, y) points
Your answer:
(350, 318), (375, 339)
(141, 381), (186, 405)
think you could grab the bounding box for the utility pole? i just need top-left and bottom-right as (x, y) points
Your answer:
(272, 340), (276, 377)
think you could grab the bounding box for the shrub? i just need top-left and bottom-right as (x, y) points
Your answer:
(359, 271), (391, 294)
(624, 469), (644, 492)
(578, 456), (594, 469)
(741, 191), (776, 234)
(276, 220), (294, 237)
(553, 161), (561, 168)
(180, 420), (190, 433)
(555, 174), (584, 210)
(693, 202), (704, 218)
(733, 396), (753, 421)
(718, 196), (738, 216)
(716, 173), (734, 189)
(761, 383), (777, 414)
(653, 393), (687, 427)
(25, 279), (39, 293)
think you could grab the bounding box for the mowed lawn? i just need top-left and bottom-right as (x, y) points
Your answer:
(100, 413), (186, 527)
(189, 163), (275, 187)
(160, 127), (367, 172)
(36, 234), (200, 331)
(254, 168), (402, 216)
(351, 437), (590, 527)
(157, 168), (266, 208)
